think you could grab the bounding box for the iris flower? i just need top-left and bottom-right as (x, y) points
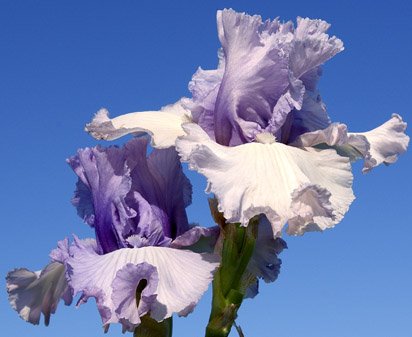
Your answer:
(86, 9), (408, 238)
(6, 138), (220, 332)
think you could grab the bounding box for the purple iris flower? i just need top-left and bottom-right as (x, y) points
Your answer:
(6, 138), (220, 332)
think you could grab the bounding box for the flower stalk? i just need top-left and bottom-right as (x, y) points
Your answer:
(205, 201), (258, 337)
(133, 316), (172, 337)
(134, 278), (173, 337)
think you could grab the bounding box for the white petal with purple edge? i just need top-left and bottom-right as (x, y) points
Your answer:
(176, 123), (355, 236)
(67, 241), (219, 331)
(85, 101), (192, 148)
(6, 262), (72, 326)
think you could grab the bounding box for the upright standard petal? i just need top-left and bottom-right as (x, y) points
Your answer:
(125, 139), (192, 238)
(289, 17), (343, 79)
(67, 240), (219, 331)
(213, 9), (292, 145)
(68, 146), (135, 253)
(85, 101), (192, 148)
(176, 124), (354, 236)
(6, 262), (72, 326)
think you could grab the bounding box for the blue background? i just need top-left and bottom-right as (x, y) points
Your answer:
(1, 1), (411, 336)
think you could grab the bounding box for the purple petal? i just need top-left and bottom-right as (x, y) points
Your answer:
(171, 225), (219, 252)
(68, 145), (135, 253)
(112, 263), (158, 330)
(125, 192), (172, 248)
(284, 90), (331, 143)
(126, 139), (192, 239)
(247, 216), (287, 283)
(71, 179), (95, 227)
(213, 9), (291, 145)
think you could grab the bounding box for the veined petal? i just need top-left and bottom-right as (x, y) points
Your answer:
(112, 263), (159, 331)
(6, 262), (72, 326)
(67, 240), (219, 331)
(85, 101), (192, 149)
(176, 123), (354, 236)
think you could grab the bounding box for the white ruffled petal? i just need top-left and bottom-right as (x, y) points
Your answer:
(67, 242), (219, 330)
(291, 114), (409, 173)
(349, 114), (409, 172)
(176, 123), (354, 236)
(85, 102), (191, 149)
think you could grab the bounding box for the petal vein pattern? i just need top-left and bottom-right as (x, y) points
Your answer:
(176, 124), (354, 236)
(67, 243), (219, 331)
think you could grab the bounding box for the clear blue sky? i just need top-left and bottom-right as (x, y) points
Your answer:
(1, 1), (411, 336)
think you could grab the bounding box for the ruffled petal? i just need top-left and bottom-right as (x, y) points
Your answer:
(291, 122), (352, 148)
(6, 262), (72, 326)
(68, 145), (135, 253)
(176, 123), (354, 236)
(111, 263), (159, 331)
(68, 138), (192, 251)
(85, 101), (191, 149)
(290, 17), (344, 79)
(213, 9), (292, 145)
(291, 114), (409, 172)
(183, 49), (225, 140)
(67, 239), (219, 331)
(349, 114), (409, 172)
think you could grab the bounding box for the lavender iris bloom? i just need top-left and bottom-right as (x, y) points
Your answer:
(86, 9), (408, 239)
(6, 138), (220, 332)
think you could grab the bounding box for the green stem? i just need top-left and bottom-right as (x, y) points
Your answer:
(134, 316), (172, 337)
(134, 278), (173, 337)
(205, 218), (258, 337)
